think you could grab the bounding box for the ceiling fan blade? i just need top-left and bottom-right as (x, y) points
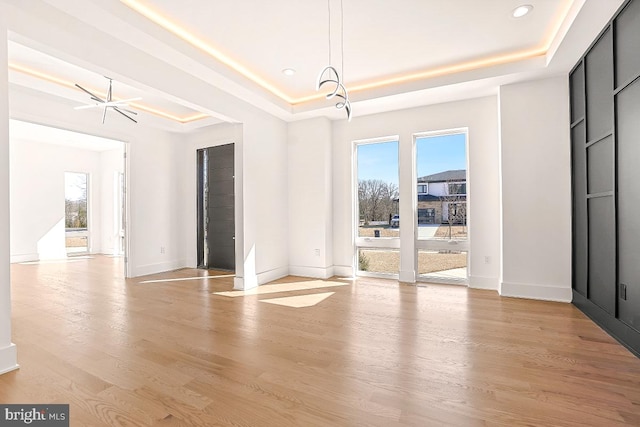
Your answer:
(100, 98), (141, 108)
(113, 106), (138, 123)
(101, 101), (128, 108)
(117, 107), (138, 115)
(75, 84), (105, 103)
(75, 78), (139, 124)
(74, 103), (102, 110)
(107, 79), (113, 102)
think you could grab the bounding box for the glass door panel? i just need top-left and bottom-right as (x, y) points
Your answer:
(415, 132), (468, 283)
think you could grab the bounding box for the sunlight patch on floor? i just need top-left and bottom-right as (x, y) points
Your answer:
(213, 280), (349, 297)
(260, 292), (335, 308)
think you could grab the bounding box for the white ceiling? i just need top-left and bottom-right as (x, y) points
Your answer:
(10, 119), (124, 152)
(131, 0), (570, 100)
(4, 0), (627, 128)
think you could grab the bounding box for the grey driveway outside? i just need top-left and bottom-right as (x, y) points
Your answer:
(417, 224), (439, 239)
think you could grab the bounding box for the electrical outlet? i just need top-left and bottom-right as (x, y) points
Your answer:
(160, 246), (165, 254)
(484, 256), (491, 264)
(314, 248), (321, 257)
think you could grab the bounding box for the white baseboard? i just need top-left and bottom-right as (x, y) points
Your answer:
(234, 266), (288, 290)
(288, 265), (335, 279)
(500, 281), (572, 303)
(332, 265), (353, 277)
(0, 343), (18, 375)
(10, 253), (39, 263)
(469, 275), (498, 290)
(132, 259), (187, 278)
(257, 266), (289, 285)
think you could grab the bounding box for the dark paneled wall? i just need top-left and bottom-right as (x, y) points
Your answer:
(570, 0), (640, 356)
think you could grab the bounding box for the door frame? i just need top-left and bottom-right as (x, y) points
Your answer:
(123, 141), (132, 278)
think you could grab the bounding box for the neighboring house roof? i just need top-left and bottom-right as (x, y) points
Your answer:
(418, 169), (466, 183)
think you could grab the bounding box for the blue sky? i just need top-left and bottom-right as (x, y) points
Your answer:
(65, 172), (87, 201)
(357, 133), (466, 185)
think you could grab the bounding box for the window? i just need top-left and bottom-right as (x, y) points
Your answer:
(356, 139), (399, 237)
(417, 184), (428, 194)
(448, 183), (466, 195)
(355, 137), (400, 278)
(65, 172), (89, 254)
(418, 208), (436, 224)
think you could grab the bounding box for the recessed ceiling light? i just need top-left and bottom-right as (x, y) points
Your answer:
(513, 4), (533, 18)
(282, 68), (296, 76)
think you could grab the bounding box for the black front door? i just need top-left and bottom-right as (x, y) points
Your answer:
(197, 144), (235, 270)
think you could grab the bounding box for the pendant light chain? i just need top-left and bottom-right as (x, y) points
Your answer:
(340, 0), (344, 84)
(328, 0), (332, 65)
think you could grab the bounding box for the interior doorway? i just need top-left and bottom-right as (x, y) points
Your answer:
(197, 144), (235, 271)
(8, 120), (129, 277)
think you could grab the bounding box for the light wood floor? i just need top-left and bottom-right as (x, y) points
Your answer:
(3, 256), (640, 426)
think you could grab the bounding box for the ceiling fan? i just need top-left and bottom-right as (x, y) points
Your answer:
(74, 77), (141, 124)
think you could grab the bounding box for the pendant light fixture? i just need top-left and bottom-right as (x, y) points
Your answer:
(316, 0), (352, 121)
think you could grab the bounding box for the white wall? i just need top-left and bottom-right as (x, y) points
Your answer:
(428, 182), (465, 197)
(241, 116), (289, 287)
(0, 12), (19, 375)
(126, 128), (184, 277)
(499, 76), (572, 302)
(288, 117), (333, 278)
(9, 138), (103, 261)
(332, 96), (501, 289)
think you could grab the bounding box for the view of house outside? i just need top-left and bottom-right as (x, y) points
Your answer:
(357, 133), (467, 278)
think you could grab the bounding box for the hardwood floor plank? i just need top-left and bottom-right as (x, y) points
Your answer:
(3, 255), (640, 426)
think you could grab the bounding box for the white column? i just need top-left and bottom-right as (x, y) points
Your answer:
(0, 17), (18, 375)
(399, 131), (416, 283)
